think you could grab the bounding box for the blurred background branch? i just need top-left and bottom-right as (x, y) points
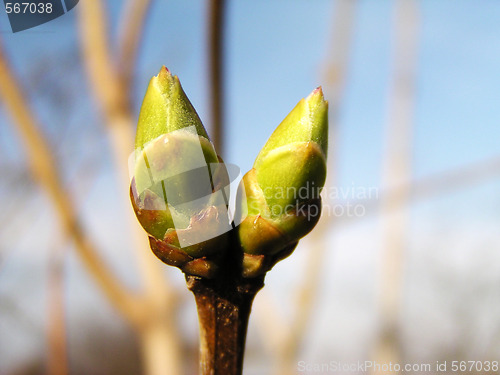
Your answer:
(77, 2), (183, 374)
(254, 1), (358, 374)
(275, 0), (357, 372)
(46, 238), (68, 375)
(117, 0), (153, 97)
(329, 154), (500, 225)
(373, 0), (419, 372)
(208, 0), (226, 154)
(0, 39), (140, 323)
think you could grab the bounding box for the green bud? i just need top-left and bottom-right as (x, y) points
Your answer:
(130, 67), (230, 278)
(135, 66), (211, 150)
(238, 88), (328, 277)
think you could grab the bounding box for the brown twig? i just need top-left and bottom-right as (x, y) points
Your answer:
(188, 276), (263, 375)
(186, 238), (264, 375)
(208, 0), (226, 154)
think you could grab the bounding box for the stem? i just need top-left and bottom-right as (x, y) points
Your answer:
(187, 273), (264, 375)
(208, 0), (226, 154)
(117, 0), (153, 96)
(47, 243), (68, 375)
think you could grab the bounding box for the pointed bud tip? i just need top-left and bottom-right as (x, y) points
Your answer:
(306, 86), (327, 102)
(156, 66), (176, 86)
(158, 65), (170, 76)
(305, 86), (328, 113)
(136, 66), (212, 150)
(312, 86), (323, 96)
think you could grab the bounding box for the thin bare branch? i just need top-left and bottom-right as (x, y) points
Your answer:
(117, 0), (153, 95)
(322, 0), (357, 119)
(253, 290), (290, 359)
(47, 239), (68, 375)
(77, 0), (175, 304)
(77, 0), (130, 124)
(0, 43), (141, 325)
(208, 0), (226, 154)
(373, 1), (419, 373)
(330, 154), (500, 226)
(76, 3), (184, 374)
(268, 1), (357, 374)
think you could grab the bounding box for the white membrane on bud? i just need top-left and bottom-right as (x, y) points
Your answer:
(129, 126), (248, 247)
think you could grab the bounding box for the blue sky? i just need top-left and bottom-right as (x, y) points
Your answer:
(1, 0), (499, 191)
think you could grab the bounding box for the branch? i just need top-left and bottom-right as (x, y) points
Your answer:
(268, 1), (357, 373)
(117, 0), (153, 95)
(47, 238), (68, 375)
(76, 0), (130, 124)
(208, 0), (226, 154)
(187, 266), (264, 375)
(77, 0), (170, 293)
(323, 154), (500, 227)
(374, 0), (419, 372)
(0, 43), (141, 325)
(76, 4), (184, 374)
